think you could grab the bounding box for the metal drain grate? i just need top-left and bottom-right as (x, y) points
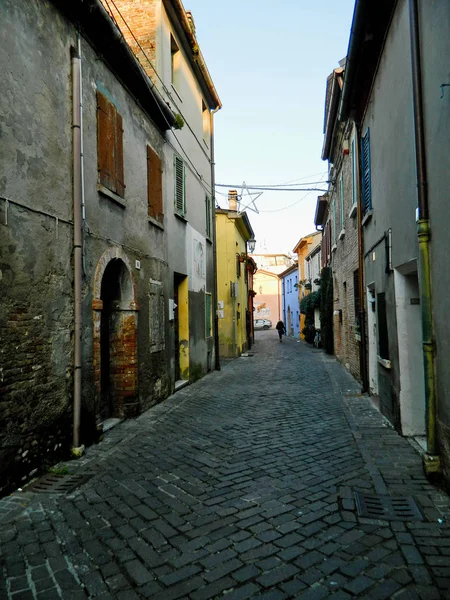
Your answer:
(354, 491), (423, 521)
(26, 473), (92, 494)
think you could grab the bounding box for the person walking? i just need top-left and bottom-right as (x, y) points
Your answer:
(276, 320), (286, 342)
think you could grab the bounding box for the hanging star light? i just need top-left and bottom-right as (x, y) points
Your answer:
(238, 181), (262, 214)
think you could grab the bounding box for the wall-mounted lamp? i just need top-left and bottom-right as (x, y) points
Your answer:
(247, 237), (256, 253)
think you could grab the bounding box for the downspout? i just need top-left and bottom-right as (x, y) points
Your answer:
(210, 107), (221, 370)
(71, 46), (83, 455)
(78, 35), (87, 276)
(355, 124), (369, 392)
(408, 0), (440, 473)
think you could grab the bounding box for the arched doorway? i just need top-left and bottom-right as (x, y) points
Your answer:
(93, 249), (139, 423)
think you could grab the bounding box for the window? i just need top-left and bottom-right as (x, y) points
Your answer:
(174, 155), (186, 216)
(147, 145), (163, 222)
(97, 90), (125, 197)
(205, 194), (212, 238)
(171, 35), (181, 91)
(351, 137), (357, 208)
(205, 292), (212, 338)
(331, 199), (337, 245)
(361, 128), (372, 213)
(202, 100), (210, 146)
(339, 173), (345, 230)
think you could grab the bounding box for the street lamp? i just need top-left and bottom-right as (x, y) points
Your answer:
(247, 237), (256, 253)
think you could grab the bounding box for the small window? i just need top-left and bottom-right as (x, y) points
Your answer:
(205, 194), (212, 238)
(171, 35), (181, 91)
(202, 100), (210, 145)
(174, 155), (186, 216)
(147, 145), (163, 221)
(97, 90), (125, 197)
(361, 128), (372, 213)
(205, 292), (212, 338)
(331, 199), (337, 244)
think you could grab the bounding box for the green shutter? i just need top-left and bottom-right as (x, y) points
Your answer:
(174, 155), (185, 215)
(361, 129), (372, 212)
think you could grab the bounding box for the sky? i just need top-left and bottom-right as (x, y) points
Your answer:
(185, 0), (355, 255)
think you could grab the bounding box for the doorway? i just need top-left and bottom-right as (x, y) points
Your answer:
(98, 258), (138, 420)
(394, 264), (425, 436)
(366, 283), (379, 395)
(174, 273), (189, 384)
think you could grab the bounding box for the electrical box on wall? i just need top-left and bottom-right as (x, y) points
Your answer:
(135, 260), (141, 270)
(169, 298), (177, 320)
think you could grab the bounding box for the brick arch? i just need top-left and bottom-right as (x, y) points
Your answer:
(92, 248), (139, 423)
(92, 247), (138, 310)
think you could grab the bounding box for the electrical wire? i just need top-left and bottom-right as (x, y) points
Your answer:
(103, 0), (217, 200)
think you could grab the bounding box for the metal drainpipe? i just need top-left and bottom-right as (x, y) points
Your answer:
(210, 107), (221, 370)
(71, 46), (83, 453)
(354, 124), (369, 393)
(409, 0), (439, 472)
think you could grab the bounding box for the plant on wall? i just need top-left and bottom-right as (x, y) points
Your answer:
(319, 266), (334, 354)
(300, 288), (320, 344)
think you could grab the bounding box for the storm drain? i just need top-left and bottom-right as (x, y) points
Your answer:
(26, 473), (92, 494)
(354, 491), (423, 521)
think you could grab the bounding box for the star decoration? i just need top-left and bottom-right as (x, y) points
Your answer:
(238, 181), (262, 214)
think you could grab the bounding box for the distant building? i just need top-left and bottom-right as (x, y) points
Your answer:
(216, 191), (256, 357)
(279, 263), (300, 337)
(251, 254), (293, 325)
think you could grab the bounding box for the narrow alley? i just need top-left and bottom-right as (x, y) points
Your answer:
(1, 333), (450, 600)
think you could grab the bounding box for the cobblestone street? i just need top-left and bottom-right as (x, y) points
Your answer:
(1, 332), (450, 599)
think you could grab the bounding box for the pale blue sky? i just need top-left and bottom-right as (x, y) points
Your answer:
(186, 0), (355, 254)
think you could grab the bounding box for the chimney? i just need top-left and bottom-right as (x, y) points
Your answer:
(228, 189), (238, 211)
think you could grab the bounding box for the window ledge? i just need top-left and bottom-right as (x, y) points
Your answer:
(377, 356), (392, 369)
(362, 209), (373, 227)
(98, 184), (126, 208)
(338, 229), (346, 240)
(148, 216), (164, 230)
(174, 212), (187, 223)
(348, 203), (357, 218)
(331, 244), (337, 253)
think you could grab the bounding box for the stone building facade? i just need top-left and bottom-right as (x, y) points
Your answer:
(0, 0), (220, 495)
(320, 65), (361, 382)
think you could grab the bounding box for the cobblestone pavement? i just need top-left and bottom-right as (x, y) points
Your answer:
(1, 332), (450, 600)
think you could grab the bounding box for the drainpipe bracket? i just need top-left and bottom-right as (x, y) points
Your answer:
(422, 453), (441, 476)
(71, 445), (85, 459)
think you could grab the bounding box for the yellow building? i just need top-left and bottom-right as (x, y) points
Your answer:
(293, 232), (322, 339)
(216, 192), (255, 358)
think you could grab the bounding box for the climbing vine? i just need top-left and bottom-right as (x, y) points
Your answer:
(300, 289), (320, 344)
(319, 266), (334, 354)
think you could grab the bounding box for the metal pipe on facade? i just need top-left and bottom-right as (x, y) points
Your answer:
(71, 46), (83, 453)
(210, 107), (221, 370)
(408, 0), (439, 471)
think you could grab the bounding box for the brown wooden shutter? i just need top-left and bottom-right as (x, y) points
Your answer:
(97, 91), (114, 190)
(115, 112), (125, 198)
(147, 145), (163, 220)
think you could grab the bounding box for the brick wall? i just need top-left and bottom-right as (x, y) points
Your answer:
(330, 133), (361, 382)
(101, 0), (158, 84)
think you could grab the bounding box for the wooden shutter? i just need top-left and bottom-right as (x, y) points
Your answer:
(361, 129), (372, 212)
(147, 145), (163, 220)
(97, 91), (115, 191)
(115, 112), (125, 198)
(174, 156), (185, 215)
(97, 90), (125, 197)
(377, 292), (389, 359)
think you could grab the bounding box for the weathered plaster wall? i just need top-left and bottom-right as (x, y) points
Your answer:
(420, 0), (450, 484)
